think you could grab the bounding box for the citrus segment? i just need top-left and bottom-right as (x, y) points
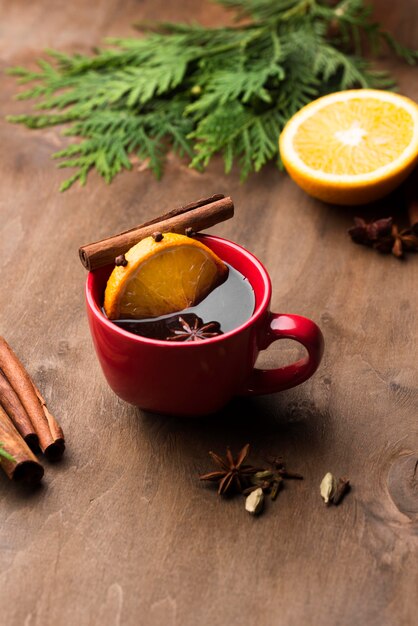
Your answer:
(103, 233), (228, 320)
(279, 90), (418, 205)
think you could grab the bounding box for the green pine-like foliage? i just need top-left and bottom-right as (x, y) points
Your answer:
(0, 443), (15, 463)
(7, 0), (417, 191)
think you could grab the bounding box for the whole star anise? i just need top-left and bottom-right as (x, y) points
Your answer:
(348, 216), (393, 246)
(375, 223), (418, 258)
(348, 216), (418, 258)
(166, 315), (222, 342)
(199, 443), (260, 495)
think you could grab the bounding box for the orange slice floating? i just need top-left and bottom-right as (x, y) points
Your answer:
(104, 233), (228, 320)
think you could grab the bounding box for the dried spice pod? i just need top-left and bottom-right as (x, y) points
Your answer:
(114, 254), (128, 267)
(267, 455), (304, 479)
(251, 470), (274, 484)
(245, 488), (264, 515)
(166, 316), (222, 342)
(320, 472), (337, 504)
(332, 477), (350, 505)
(348, 170), (418, 259)
(320, 472), (351, 506)
(199, 443), (260, 495)
(270, 478), (283, 501)
(200, 446), (303, 515)
(348, 217), (393, 245)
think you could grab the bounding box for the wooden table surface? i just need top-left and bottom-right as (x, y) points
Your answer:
(1, 1), (417, 625)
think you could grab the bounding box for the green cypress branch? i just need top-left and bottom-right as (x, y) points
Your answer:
(0, 443), (15, 463)
(6, 0), (417, 191)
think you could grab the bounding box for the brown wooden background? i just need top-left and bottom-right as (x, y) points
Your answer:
(0, 1), (417, 625)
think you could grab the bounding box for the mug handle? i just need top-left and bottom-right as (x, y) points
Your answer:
(244, 313), (324, 395)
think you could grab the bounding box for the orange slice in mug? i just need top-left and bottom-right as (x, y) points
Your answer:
(104, 233), (228, 320)
(279, 89), (418, 205)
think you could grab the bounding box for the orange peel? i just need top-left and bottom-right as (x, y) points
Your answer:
(104, 233), (228, 320)
(279, 89), (418, 205)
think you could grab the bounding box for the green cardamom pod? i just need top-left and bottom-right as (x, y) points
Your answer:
(245, 487), (264, 515)
(320, 472), (337, 504)
(270, 479), (283, 501)
(251, 470), (273, 485)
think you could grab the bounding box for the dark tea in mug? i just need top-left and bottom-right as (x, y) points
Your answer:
(110, 263), (255, 341)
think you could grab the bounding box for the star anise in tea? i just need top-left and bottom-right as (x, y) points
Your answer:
(166, 315), (222, 342)
(199, 443), (260, 495)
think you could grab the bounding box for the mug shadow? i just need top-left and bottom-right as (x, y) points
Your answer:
(0, 447), (75, 504)
(0, 477), (46, 504)
(134, 391), (329, 475)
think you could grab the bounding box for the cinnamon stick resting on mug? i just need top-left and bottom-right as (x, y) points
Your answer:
(79, 194), (234, 271)
(0, 336), (65, 461)
(0, 406), (44, 486)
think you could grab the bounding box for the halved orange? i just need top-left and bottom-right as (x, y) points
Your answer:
(279, 90), (418, 205)
(104, 233), (228, 320)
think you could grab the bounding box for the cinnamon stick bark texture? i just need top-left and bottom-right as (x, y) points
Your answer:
(0, 406), (44, 485)
(0, 337), (65, 460)
(0, 369), (37, 446)
(32, 383), (65, 454)
(79, 194), (234, 271)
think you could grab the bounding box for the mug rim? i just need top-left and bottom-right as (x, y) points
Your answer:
(85, 234), (271, 347)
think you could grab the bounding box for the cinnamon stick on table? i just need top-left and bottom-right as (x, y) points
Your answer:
(0, 336), (65, 460)
(79, 194), (234, 271)
(0, 369), (37, 447)
(0, 405), (44, 486)
(32, 382), (64, 449)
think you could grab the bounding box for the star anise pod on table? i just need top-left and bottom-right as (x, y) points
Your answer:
(348, 216), (393, 245)
(375, 223), (418, 258)
(348, 216), (418, 258)
(199, 443), (260, 495)
(166, 315), (222, 342)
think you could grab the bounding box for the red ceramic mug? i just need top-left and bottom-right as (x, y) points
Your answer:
(86, 235), (324, 415)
